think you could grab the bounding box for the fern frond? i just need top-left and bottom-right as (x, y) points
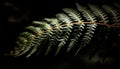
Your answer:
(102, 5), (120, 24)
(88, 4), (109, 24)
(75, 3), (97, 55)
(76, 3), (97, 22)
(6, 2), (120, 58)
(62, 8), (83, 22)
(54, 13), (73, 56)
(61, 8), (86, 53)
(43, 18), (63, 56)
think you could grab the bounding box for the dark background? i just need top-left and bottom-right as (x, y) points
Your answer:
(0, 0), (120, 68)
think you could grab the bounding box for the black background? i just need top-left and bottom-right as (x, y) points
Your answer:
(0, 0), (120, 68)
